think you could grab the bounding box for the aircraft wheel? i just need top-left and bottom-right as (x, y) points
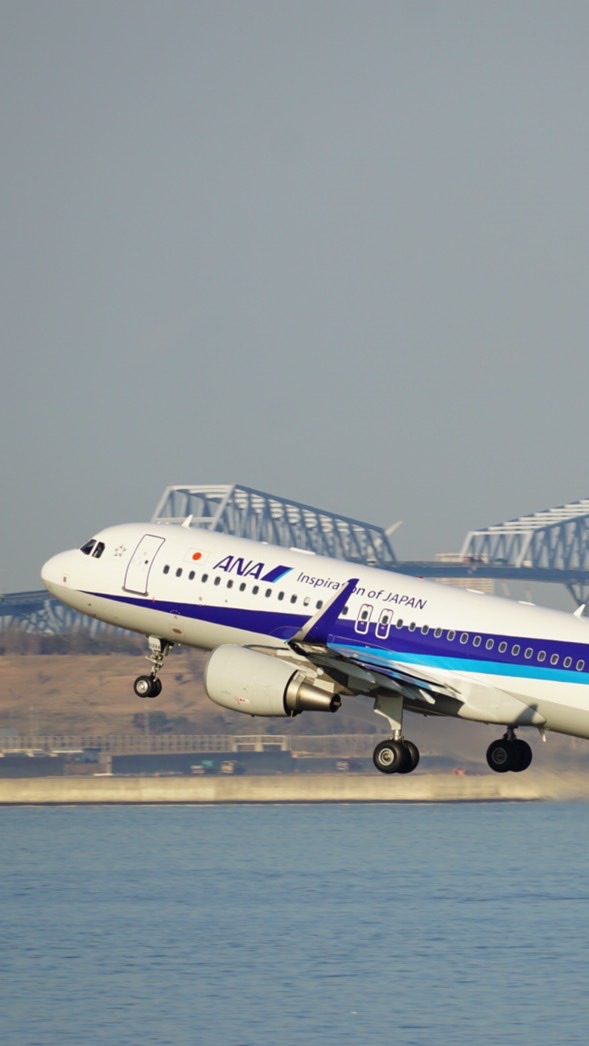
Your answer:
(134, 675), (159, 699)
(397, 740), (420, 774)
(512, 738), (532, 772)
(486, 739), (513, 773)
(373, 740), (404, 774)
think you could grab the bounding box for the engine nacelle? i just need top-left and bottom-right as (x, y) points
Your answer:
(204, 645), (341, 717)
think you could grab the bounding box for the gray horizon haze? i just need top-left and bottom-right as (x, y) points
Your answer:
(2, 2), (589, 594)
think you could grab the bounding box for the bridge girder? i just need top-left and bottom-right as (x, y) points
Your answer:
(461, 498), (589, 604)
(152, 484), (398, 567)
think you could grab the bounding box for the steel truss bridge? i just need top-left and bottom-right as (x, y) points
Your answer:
(152, 484), (398, 566)
(4, 486), (589, 634)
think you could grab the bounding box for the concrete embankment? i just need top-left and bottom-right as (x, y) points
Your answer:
(1, 771), (588, 804)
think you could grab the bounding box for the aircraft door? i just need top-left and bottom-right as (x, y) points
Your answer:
(124, 534), (165, 595)
(355, 603), (374, 636)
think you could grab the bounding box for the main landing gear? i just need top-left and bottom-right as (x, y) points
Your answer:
(370, 694), (535, 776)
(133, 637), (173, 699)
(486, 730), (533, 773)
(372, 693), (420, 775)
(373, 738), (420, 775)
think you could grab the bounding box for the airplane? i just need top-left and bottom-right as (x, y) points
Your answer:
(40, 517), (589, 774)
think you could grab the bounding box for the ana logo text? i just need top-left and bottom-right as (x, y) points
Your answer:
(214, 555), (293, 583)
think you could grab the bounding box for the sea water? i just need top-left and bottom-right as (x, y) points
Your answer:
(2, 801), (589, 1046)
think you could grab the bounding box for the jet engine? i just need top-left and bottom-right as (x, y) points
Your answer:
(204, 645), (341, 717)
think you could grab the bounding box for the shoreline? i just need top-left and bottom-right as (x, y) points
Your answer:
(1, 770), (588, 804)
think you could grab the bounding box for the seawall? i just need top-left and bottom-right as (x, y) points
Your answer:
(1, 771), (588, 804)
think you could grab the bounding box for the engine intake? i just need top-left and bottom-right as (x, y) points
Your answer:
(204, 645), (341, 717)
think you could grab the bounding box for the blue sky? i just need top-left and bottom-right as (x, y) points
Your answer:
(2, 2), (589, 593)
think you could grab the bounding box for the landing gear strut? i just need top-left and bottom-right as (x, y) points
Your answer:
(133, 637), (173, 699)
(486, 730), (533, 773)
(372, 693), (420, 775)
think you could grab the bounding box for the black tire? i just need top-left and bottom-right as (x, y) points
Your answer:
(397, 740), (420, 774)
(512, 738), (533, 772)
(486, 739), (512, 773)
(373, 740), (404, 774)
(134, 675), (157, 699)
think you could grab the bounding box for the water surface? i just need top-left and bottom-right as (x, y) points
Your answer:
(2, 802), (589, 1045)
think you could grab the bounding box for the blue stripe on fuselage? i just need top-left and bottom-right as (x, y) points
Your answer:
(333, 643), (589, 686)
(85, 589), (306, 637)
(85, 589), (589, 685)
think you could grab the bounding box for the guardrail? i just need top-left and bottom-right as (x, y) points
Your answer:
(0, 733), (379, 756)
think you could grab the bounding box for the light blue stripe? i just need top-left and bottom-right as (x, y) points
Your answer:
(333, 643), (589, 686)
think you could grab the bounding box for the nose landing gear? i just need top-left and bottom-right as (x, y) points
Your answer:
(133, 675), (162, 699)
(133, 637), (173, 699)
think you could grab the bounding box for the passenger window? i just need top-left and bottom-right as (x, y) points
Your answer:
(486, 639), (494, 650)
(447, 630), (456, 641)
(163, 565), (170, 575)
(564, 656), (572, 668)
(434, 628), (442, 638)
(214, 577), (221, 586)
(396, 619), (404, 629)
(278, 591), (284, 601)
(290, 594), (297, 603)
(537, 651), (546, 662)
(460, 633), (469, 644)
(499, 641), (507, 653)
(577, 660), (585, 671)
(524, 647), (533, 659)
(473, 636), (481, 647)
(227, 579), (233, 589)
(421, 625), (429, 636)
(239, 582), (246, 592)
(265, 588), (272, 597)
(202, 574), (208, 583)
(253, 585), (259, 595)
(408, 622), (416, 632)
(550, 653), (559, 666)
(176, 568), (182, 578)
(511, 644), (520, 657)
(317, 601), (323, 609)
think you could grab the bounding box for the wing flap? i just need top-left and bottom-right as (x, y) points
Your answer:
(291, 641), (453, 702)
(289, 642), (546, 726)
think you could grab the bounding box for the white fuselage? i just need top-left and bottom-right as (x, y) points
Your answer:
(41, 520), (589, 740)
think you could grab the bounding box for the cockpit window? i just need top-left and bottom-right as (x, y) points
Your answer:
(80, 539), (96, 555)
(92, 542), (105, 559)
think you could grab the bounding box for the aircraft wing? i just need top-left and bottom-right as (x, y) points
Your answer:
(285, 582), (545, 725)
(288, 638), (546, 726)
(290, 638), (453, 705)
(284, 575), (455, 704)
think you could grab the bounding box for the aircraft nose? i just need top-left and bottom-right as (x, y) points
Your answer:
(41, 552), (71, 593)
